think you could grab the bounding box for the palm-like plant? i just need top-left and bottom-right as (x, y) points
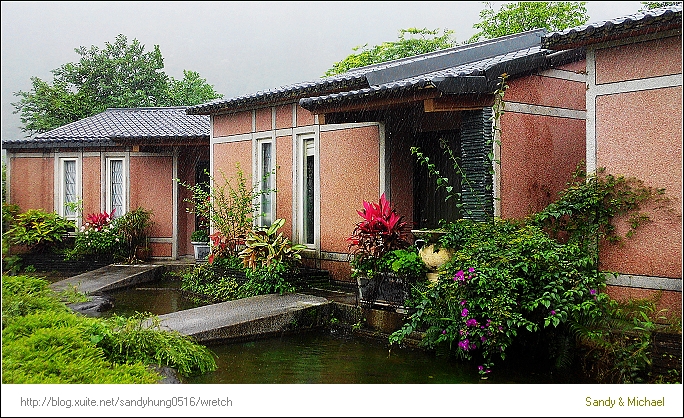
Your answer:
(238, 219), (306, 269)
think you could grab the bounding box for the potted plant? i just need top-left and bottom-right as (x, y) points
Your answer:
(411, 228), (454, 283)
(347, 193), (421, 309)
(116, 207), (154, 263)
(191, 229), (210, 262)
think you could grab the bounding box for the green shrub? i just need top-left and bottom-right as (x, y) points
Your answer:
(2, 274), (216, 383)
(98, 313), (217, 377)
(4, 209), (74, 253)
(66, 223), (125, 262)
(390, 219), (606, 377)
(238, 218), (306, 269)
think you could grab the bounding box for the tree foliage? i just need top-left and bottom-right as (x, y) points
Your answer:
(639, 1), (682, 10)
(469, 1), (589, 43)
(323, 28), (457, 76)
(12, 34), (223, 136)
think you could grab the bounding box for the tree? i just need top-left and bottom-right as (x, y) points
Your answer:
(469, 1), (589, 43)
(639, 1), (682, 10)
(323, 28), (457, 76)
(12, 34), (223, 136)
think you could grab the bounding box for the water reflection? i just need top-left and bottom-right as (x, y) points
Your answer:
(104, 283), (590, 384)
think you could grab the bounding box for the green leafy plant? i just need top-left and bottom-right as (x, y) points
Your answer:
(4, 208), (74, 253)
(531, 165), (670, 256)
(238, 218), (306, 269)
(115, 207), (154, 263)
(190, 229), (209, 243)
(571, 295), (672, 383)
(2, 274), (216, 383)
(65, 210), (124, 262)
(390, 218), (606, 377)
(177, 163), (272, 260)
(240, 261), (295, 297)
(347, 193), (411, 273)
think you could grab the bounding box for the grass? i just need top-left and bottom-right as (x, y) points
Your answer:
(2, 274), (217, 384)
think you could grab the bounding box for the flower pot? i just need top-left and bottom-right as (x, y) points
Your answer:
(135, 246), (152, 262)
(191, 241), (210, 262)
(411, 229), (453, 282)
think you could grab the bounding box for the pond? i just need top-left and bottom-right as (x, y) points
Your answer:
(103, 280), (592, 384)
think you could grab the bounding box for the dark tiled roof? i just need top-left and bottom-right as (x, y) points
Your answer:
(188, 29), (582, 115)
(2, 107), (209, 149)
(543, 5), (682, 49)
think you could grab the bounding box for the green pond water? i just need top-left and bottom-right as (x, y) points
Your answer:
(104, 283), (590, 384)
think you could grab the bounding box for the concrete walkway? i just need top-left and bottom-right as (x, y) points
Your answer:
(49, 264), (163, 295)
(50, 262), (332, 343)
(156, 293), (331, 343)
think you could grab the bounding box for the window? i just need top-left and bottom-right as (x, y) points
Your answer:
(106, 158), (126, 218)
(297, 135), (317, 246)
(59, 158), (79, 222)
(257, 139), (275, 227)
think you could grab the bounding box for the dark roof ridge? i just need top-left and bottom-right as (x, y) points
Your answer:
(105, 106), (190, 111)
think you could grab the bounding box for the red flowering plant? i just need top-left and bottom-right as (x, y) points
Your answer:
(66, 209), (123, 261)
(347, 193), (412, 280)
(84, 209), (115, 231)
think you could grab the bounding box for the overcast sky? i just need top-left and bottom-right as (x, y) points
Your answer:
(1, 1), (645, 140)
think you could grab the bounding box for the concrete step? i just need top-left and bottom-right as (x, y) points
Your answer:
(49, 264), (163, 295)
(155, 293), (331, 343)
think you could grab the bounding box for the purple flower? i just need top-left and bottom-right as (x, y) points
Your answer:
(454, 270), (465, 281)
(478, 365), (484, 371)
(460, 300), (466, 306)
(458, 339), (470, 351)
(481, 336), (487, 342)
(550, 310), (556, 315)
(498, 326), (503, 331)
(442, 329), (446, 335)
(461, 308), (469, 317)
(470, 342), (477, 350)
(590, 289), (597, 295)
(466, 318), (478, 327)
(468, 267), (475, 273)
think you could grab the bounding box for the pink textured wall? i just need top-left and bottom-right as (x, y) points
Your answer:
(275, 104), (293, 129)
(500, 113), (585, 219)
(129, 156), (174, 240)
(595, 87), (682, 278)
(505, 72), (586, 110)
(596, 36), (682, 84)
(275, 135), (293, 239)
(255, 108), (271, 132)
(213, 140), (253, 190)
(320, 125), (381, 254)
(150, 242), (172, 257)
(297, 105), (315, 127)
(322, 259), (352, 284)
(9, 156), (54, 213)
(82, 156), (101, 216)
(214, 112), (251, 137)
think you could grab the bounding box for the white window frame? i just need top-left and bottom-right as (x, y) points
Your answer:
(295, 132), (319, 249)
(105, 156), (128, 218)
(255, 136), (276, 228)
(57, 156), (81, 225)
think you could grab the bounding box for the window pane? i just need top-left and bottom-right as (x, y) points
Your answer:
(260, 142), (273, 227)
(64, 160), (76, 217)
(110, 160), (124, 218)
(304, 139), (315, 244)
